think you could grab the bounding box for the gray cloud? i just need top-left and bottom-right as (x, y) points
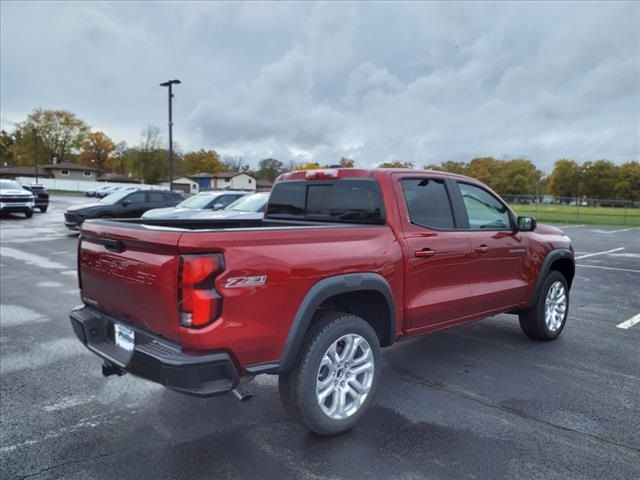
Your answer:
(1, 0), (638, 171)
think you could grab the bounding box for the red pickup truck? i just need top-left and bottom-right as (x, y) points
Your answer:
(70, 168), (574, 435)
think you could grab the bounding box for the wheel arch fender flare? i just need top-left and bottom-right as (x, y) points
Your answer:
(278, 272), (396, 373)
(528, 248), (574, 308)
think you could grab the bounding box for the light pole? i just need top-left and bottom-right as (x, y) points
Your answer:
(32, 129), (39, 183)
(159, 79), (181, 191)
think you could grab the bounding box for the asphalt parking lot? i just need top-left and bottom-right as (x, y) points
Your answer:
(1, 196), (639, 480)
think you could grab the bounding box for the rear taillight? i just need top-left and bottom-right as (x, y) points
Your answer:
(178, 254), (224, 328)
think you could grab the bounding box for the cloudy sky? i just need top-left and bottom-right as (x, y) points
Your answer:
(1, 1), (638, 171)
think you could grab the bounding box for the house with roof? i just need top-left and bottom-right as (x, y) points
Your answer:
(0, 162), (100, 181)
(189, 171), (256, 191)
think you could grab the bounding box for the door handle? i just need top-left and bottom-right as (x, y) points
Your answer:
(415, 248), (436, 258)
(475, 245), (489, 254)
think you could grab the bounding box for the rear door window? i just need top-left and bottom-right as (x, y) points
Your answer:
(147, 192), (166, 203)
(401, 178), (455, 229)
(126, 192), (146, 204)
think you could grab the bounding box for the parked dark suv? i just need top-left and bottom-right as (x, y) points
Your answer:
(22, 184), (50, 212)
(64, 189), (183, 230)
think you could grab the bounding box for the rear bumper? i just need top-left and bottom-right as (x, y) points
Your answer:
(70, 305), (239, 397)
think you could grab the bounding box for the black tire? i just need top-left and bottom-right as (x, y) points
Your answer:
(24, 209), (33, 218)
(39, 206), (48, 213)
(278, 312), (381, 436)
(519, 271), (569, 340)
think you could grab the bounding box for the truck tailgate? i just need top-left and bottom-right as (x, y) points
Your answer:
(79, 221), (183, 341)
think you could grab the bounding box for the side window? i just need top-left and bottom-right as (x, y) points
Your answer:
(125, 192), (146, 204)
(148, 192), (165, 202)
(458, 183), (511, 229)
(213, 195), (237, 208)
(401, 178), (455, 229)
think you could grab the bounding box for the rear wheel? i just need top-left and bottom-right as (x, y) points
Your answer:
(519, 271), (569, 340)
(279, 312), (381, 436)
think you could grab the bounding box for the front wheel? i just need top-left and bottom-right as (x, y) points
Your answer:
(39, 206), (48, 213)
(24, 209), (33, 218)
(279, 312), (381, 436)
(519, 271), (569, 340)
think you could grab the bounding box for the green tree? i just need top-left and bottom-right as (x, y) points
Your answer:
(182, 149), (226, 176)
(500, 159), (540, 195)
(256, 158), (286, 182)
(547, 159), (582, 198)
(0, 130), (16, 166)
(12, 108), (89, 165)
(616, 161), (640, 201)
(78, 131), (116, 171)
(581, 160), (620, 199)
(134, 126), (167, 183)
(379, 161), (414, 168)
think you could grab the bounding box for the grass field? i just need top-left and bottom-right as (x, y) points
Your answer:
(512, 203), (640, 227)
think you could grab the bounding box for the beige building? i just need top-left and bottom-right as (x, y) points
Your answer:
(190, 172), (257, 191)
(0, 162), (100, 181)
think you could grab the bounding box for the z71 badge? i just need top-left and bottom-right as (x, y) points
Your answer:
(224, 275), (268, 288)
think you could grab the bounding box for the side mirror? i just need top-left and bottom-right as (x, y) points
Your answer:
(213, 203), (224, 210)
(122, 200), (131, 207)
(517, 216), (536, 232)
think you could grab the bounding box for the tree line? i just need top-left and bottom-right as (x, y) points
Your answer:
(1, 109), (638, 200)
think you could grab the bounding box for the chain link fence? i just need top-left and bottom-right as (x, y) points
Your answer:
(503, 194), (640, 226)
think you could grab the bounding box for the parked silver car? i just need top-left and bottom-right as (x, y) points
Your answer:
(141, 190), (246, 219)
(191, 192), (269, 220)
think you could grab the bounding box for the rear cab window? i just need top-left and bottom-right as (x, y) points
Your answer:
(266, 179), (385, 224)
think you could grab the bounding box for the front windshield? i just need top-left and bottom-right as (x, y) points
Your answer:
(226, 193), (268, 212)
(99, 190), (129, 204)
(178, 194), (215, 209)
(0, 180), (22, 190)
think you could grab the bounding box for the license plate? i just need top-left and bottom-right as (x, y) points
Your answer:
(114, 323), (135, 352)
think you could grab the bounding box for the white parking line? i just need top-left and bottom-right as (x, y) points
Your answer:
(576, 264), (640, 273)
(575, 247), (625, 260)
(601, 227), (640, 234)
(617, 313), (640, 330)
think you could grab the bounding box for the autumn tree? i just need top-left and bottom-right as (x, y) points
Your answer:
(294, 162), (321, 170)
(11, 109), (89, 165)
(379, 161), (414, 168)
(78, 131), (116, 171)
(255, 158), (286, 182)
(339, 157), (355, 168)
(182, 149), (226, 175)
